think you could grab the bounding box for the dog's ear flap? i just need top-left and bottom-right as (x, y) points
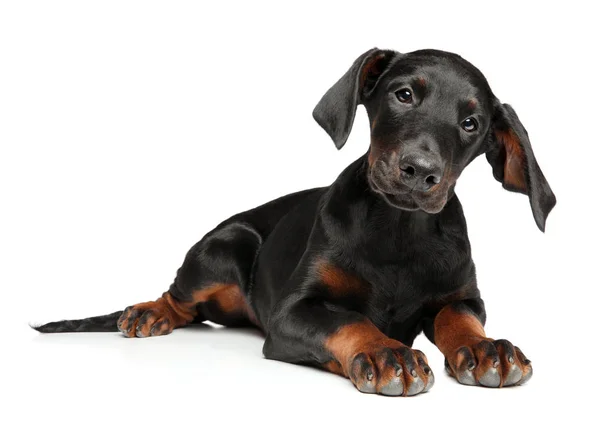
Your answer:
(313, 48), (397, 149)
(486, 102), (556, 231)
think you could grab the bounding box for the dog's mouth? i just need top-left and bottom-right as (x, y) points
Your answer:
(381, 191), (448, 213)
(368, 172), (449, 214)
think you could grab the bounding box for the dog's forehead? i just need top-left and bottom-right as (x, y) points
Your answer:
(387, 51), (491, 102)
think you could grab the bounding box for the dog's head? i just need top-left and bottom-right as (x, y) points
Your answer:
(313, 48), (556, 231)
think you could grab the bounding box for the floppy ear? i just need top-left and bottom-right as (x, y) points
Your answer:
(486, 103), (556, 231)
(312, 48), (398, 149)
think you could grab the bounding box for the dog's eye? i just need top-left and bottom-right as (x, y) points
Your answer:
(461, 117), (478, 132)
(395, 88), (413, 103)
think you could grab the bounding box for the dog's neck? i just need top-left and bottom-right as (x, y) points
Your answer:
(322, 154), (464, 245)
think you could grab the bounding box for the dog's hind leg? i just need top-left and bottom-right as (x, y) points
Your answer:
(117, 221), (263, 337)
(33, 189), (320, 336)
(116, 189), (325, 337)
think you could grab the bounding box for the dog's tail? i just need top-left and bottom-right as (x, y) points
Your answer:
(31, 311), (123, 333)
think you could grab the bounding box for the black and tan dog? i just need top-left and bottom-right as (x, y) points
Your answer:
(34, 48), (556, 396)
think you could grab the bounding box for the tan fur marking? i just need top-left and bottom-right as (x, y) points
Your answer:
(360, 53), (387, 87)
(322, 360), (345, 376)
(119, 292), (197, 337)
(368, 146), (378, 167)
(495, 128), (527, 192)
(435, 304), (533, 386)
(164, 292), (197, 322)
(370, 115), (378, 131)
(192, 284), (261, 328)
(316, 259), (365, 297)
(433, 305), (487, 357)
(324, 320), (398, 376)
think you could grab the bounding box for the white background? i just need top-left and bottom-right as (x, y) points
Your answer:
(1, 1), (598, 426)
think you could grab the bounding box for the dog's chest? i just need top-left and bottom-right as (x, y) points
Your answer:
(367, 226), (470, 285)
(359, 230), (471, 326)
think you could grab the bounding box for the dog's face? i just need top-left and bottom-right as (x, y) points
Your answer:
(313, 49), (556, 231)
(364, 51), (494, 214)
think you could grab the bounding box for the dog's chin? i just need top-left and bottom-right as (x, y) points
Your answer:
(370, 180), (448, 213)
(379, 192), (447, 213)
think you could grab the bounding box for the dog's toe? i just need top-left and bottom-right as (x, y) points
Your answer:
(446, 340), (533, 387)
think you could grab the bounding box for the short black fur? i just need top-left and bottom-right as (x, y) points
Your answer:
(34, 48), (554, 393)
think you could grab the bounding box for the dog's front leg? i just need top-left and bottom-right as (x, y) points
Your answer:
(263, 298), (434, 396)
(434, 301), (533, 387)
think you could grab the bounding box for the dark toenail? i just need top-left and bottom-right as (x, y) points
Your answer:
(424, 366), (431, 375)
(468, 362), (476, 371)
(524, 359), (531, 365)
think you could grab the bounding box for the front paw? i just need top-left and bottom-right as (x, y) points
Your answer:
(445, 339), (532, 387)
(349, 345), (434, 396)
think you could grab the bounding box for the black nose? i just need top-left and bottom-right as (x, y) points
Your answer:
(399, 154), (443, 191)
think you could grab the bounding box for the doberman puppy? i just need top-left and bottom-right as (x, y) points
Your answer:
(34, 48), (556, 396)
